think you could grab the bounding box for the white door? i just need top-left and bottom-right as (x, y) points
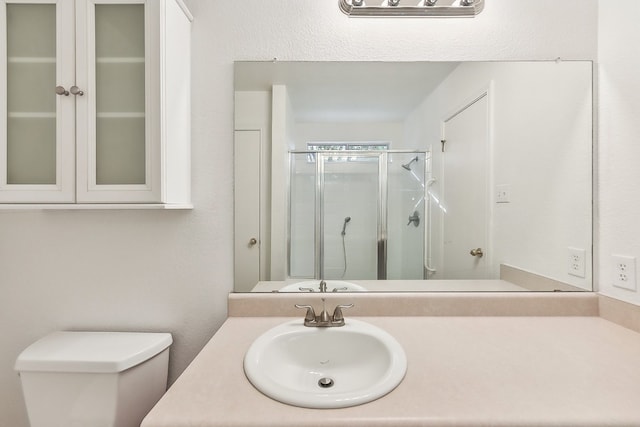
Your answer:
(234, 130), (261, 292)
(441, 93), (489, 279)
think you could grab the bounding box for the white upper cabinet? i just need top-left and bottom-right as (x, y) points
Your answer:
(0, 0), (192, 207)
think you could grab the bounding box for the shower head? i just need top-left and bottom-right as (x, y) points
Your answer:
(402, 156), (419, 171)
(341, 217), (351, 236)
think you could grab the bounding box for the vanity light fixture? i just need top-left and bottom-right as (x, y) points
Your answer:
(339, 0), (485, 17)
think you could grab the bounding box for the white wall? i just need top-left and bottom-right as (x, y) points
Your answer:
(598, 1), (640, 303)
(0, 1), (598, 426)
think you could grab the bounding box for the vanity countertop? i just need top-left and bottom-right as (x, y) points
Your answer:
(142, 314), (640, 427)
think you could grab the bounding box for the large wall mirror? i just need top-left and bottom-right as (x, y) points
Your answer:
(233, 61), (593, 293)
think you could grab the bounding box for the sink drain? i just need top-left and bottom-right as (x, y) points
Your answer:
(318, 377), (334, 388)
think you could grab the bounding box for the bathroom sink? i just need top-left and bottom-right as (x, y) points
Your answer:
(243, 318), (406, 408)
(279, 280), (367, 292)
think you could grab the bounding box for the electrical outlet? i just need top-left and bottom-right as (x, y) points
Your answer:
(496, 184), (510, 203)
(612, 255), (637, 291)
(567, 247), (586, 278)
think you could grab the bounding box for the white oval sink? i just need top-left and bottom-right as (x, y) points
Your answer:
(243, 318), (406, 409)
(279, 280), (367, 292)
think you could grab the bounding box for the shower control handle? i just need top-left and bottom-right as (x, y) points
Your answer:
(470, 248), (484, 258)
(248, 238), (258, 247)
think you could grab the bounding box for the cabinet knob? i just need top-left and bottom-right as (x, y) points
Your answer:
(70, 86), (84, 96)
(249, 238), (258, 247)
(55, 86), (69, 96)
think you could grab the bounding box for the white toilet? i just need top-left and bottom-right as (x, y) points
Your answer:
(15, 331), (172, 427)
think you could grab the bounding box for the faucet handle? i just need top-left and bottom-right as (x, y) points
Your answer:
(331, 304), (353, 323)
(295, 304), (316, 322)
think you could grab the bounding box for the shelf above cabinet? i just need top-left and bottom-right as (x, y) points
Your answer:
(8, 112), (56, 118)
(8, 57), (56, 63)
(96, 112), (145, 118)
(96, 57), (145, 64)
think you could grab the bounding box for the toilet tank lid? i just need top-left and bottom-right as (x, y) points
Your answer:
(15, 331), (173, 374)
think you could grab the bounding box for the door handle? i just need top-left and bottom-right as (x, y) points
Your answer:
(470, 248), (483, 258)
(248, 238), (258, 247)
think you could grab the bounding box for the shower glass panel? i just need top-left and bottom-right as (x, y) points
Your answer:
(289, 150), (429, 282)
(387, 152), (428, 280)
(321, 153), (380, 280)
(289, 153), (316, 278)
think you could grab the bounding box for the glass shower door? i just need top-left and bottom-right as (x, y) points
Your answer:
(386, 152), (428, 280)
(288, 150), (429, 282)
(289, 152), (316, 279)
(320, 153), (381, 280)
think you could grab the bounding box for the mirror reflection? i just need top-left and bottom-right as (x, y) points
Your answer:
(234, 61), (593, 293)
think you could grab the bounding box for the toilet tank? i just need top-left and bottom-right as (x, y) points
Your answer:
(15, 331), (172, 427)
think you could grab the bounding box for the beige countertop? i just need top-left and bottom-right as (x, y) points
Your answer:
(143, 312), (640, 427)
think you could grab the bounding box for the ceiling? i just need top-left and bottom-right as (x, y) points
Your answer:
(234, 61), (459, 122)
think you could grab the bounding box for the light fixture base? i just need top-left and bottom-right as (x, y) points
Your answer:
(339, 0), (485, 17)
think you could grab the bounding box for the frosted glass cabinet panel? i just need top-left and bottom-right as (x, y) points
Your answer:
(0, 0), (75, 202)
(1, 0), (192, 206)
(94, 4), (145, 186)
(7, 4), (56, 184)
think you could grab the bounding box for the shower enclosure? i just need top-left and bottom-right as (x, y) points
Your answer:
(288, 150), (432, 281)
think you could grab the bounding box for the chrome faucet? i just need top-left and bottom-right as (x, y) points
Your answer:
(298, 280), (327, 293)
(319, 280), (327, 292)
(295, 299), (353, 327)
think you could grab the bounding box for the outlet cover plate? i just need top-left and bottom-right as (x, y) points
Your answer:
(612, 255), (637, 291)
(496, 184), (510, 203)
(568, 247), (586, 278)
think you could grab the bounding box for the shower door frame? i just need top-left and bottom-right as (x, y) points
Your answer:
(288, 149), (428, 281)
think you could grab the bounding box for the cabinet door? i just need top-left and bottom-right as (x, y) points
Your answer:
(0, 0), (75, 203)
(76, 0), (160, 203)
